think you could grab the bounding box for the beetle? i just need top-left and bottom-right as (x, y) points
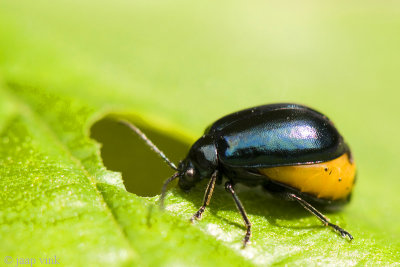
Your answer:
(120, 103), (356, 247)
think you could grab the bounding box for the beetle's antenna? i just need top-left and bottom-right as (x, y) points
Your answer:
(119, 119), (178, 171)
(160, 172), (180, 209)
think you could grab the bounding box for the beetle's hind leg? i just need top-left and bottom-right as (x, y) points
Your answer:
(287, 193), (353, 240)
(225, 182), (252, 248)
(190, 170), (219, 222)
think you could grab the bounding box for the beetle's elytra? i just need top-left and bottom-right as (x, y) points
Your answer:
(121, 103), (356, 247)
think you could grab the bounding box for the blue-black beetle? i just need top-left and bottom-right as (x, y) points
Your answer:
(121, 103), (356, 246)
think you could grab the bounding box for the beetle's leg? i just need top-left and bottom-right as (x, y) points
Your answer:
(225, 182), (252, 248)
(190, 170), (218, 222)
(287, 193), (353, 240)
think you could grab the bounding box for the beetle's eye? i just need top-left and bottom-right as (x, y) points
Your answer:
(185, 168), (194, 177)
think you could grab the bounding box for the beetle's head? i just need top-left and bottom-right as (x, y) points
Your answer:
(177, 159), (201, 191)
(159, 134), (218, 208)
(177, 135), (218, 191)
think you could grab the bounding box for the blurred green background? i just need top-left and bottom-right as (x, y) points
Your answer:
(1, 0), (400, 265)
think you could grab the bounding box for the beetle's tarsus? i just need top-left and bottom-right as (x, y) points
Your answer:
(329, 223), (353, 240)
(326, 221), (354, 241)
(190, 208), (204, 223)
(242, 228), (252, 248)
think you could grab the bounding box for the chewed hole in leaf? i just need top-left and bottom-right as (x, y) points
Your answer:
(90, 116), (189, 197)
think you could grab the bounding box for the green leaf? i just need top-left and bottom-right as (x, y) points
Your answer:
(1, 0), (400, 266)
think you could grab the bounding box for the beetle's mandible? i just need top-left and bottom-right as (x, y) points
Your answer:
(121, 103), (356, 247)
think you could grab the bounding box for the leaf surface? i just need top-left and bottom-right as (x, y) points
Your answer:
(1, 0), (400, 266)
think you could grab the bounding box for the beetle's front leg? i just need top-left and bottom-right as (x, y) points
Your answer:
(190, 170), (218, 222)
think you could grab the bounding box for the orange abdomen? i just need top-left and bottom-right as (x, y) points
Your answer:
(259, 153), (356, 201)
